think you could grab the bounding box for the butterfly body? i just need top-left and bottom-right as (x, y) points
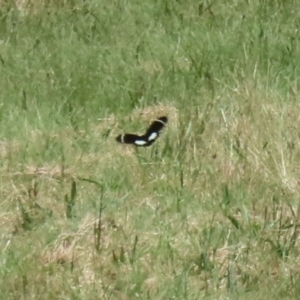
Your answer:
(116, 116), (168, 147)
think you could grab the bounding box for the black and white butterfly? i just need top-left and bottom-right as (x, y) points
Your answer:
(116, 116), (168, 147)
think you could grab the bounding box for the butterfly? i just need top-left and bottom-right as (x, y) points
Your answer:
(116, 116), (168, 147)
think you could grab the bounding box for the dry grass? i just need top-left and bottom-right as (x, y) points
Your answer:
(2, 99), (300, 299)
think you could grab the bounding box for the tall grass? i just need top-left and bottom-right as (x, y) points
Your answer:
(1, 0), (300, 299)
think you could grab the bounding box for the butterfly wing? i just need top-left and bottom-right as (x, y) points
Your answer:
(116, 134), (145, 145)
(144, 116), (168, 140)
(116, 116), (168, 147)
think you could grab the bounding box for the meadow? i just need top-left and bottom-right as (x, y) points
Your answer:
(1, 0), (300, 299)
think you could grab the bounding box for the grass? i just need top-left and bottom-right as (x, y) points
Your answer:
(1, 0), (300, 298)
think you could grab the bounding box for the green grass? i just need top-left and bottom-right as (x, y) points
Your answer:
(1, 0), (300, 298)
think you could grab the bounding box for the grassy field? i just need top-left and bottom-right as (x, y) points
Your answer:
(1, 0), (300, 299)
